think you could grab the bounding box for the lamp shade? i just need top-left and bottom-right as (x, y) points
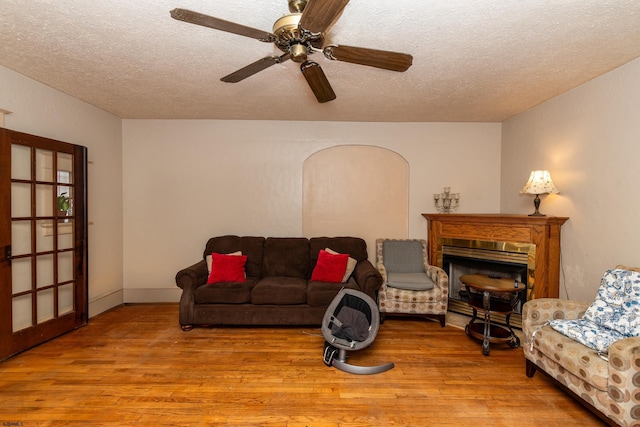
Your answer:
(520, 170), (559, 195)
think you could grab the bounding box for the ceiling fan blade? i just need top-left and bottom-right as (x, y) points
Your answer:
(324, 45), (413, 72)
(170, 8), (276, 42)
(221, 53), (291, 83)
(300, 61), (336, 103)
(299, 0), (350, 34)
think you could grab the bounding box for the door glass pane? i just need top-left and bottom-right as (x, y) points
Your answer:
(12, 294), (33, 332)
(58, 252), (74, 283)
(58, 220), (73, 249)
(58, 283), (74, 316)
(57, 153), (73, 183)
(37, 289), (54, 324)
(36, 220), (54, 252)
(11, 221), (31, 256)
(36, 184), (53, 217)
(11, 144), (31, 180)
(11, 182), (31, 217)
(35, 149), (53, 182)
(11, 257), (32, 294)
(36, 254), (54, 289)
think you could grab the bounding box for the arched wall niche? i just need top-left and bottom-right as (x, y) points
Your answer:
(302, 145), (409, 262)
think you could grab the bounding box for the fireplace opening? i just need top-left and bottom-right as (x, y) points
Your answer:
(438, 238), (535, 329)
(444, 255), (528, 314)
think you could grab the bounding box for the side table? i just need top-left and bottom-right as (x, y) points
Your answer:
(459, 274), (525, 356)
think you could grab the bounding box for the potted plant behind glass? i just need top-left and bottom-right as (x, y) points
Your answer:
(58, 192), (70, 217)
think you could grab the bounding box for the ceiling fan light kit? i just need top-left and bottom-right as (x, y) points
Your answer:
(170, 0), (413, 103)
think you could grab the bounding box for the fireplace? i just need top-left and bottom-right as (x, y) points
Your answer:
(423, 214), (568, 327)
(442, 238), (534, 326)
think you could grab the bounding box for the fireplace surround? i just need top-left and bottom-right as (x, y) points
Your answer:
(423, 214), (568, 325)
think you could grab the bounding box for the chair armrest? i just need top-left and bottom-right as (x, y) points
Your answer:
(425, 264), (448, 290)
(175, 260), (208, 291)
(353, 260), (383, 300)
(376, 262), (388, 288)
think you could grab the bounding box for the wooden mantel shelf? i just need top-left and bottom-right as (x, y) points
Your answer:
(423, 213), (568, 228)
(422, 213), (569, 300)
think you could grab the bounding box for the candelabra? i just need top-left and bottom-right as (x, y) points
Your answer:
(434, 187), (460, 213)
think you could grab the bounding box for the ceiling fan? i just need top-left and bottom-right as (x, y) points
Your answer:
(170, 0), (413, 103)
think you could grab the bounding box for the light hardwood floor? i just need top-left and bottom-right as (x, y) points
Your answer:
(0, 304), (605, 426)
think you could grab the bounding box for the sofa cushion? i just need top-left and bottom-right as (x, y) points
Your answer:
(310, 250), (349, 283)
(195, 279), (256, 304)
(262, 238), (309, 278)
(531, 324), (609, 392)
(325, 247), (357, 283)
(251, 277), (307, 305)
(549, 318), (626, 353)
(583, 268), (640, 336)
(206, 251), (242, 275)
(204, 235), (265, 279)
(307, 278), (358, 307)
(309, 237), (368, 268)
(206, 253), (248, 284)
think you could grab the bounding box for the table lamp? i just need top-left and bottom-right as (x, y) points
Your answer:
(520, 170), (559, 216)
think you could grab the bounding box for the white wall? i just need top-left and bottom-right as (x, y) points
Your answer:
(122, 120), (501, 301)
(501, 57), (640, 302)
(303, 145), (410, 259)
(0, 65), (124, 317)
(5, 52), (640, 310)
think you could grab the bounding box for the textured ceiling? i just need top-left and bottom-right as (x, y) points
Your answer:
(2, 0), (640, 122)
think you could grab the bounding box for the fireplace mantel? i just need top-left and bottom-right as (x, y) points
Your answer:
(422, 214), (568, 300)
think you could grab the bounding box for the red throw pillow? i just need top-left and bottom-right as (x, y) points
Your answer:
(207, 252), (248, 284)
(311, 249), (349, 283)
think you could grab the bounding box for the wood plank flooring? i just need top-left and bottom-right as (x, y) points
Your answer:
(0, 304), (605, 426)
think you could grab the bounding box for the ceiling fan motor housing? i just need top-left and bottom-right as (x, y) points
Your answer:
(288, 0), (308, 13)
(273, 13), (324, 63)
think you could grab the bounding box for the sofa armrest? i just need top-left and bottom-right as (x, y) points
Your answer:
(175, 259), (208, 291)
(607, 336), (640, 402)
(353, 259), (383, 300)
(523, 298), (589, 324)
(522, 298), (590, 344)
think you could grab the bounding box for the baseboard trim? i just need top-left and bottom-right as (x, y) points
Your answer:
(89, 289), (124, 318)
(124, 288), (182, 304)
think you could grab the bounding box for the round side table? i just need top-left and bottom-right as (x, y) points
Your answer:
(459, 273), (525, 356)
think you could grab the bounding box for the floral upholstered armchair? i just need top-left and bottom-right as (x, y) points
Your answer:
(375, 238), (448, 327)
(522, 265), (640, 426)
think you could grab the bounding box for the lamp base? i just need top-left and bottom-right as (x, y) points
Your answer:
(528, 194), (546, 216)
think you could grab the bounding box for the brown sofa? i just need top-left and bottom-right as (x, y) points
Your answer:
(175, 235), (383, 330)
